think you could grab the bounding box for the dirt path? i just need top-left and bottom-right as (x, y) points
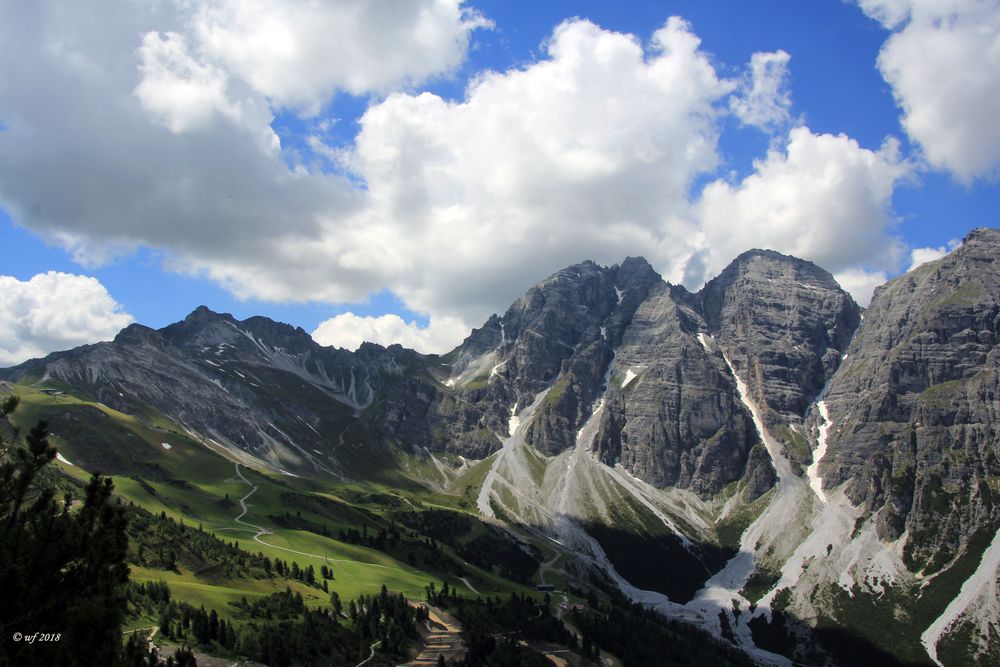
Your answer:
(125, 625), (159, 653)
(353, 640), (381, 667)
(538, 545), (559, 585)
(221, 463), (403, 571)
(458, 576), (480, 595)
(402, 606), (466, 666)
(233, 463), (266, 536)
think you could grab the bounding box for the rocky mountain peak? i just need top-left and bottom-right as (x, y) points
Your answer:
(239, 315), (317, 354)
(451, 314), (504, 359)
(699, 247), (861, 430)
(712, 247), (844, 293)
(613, 255), (660, 284)
(181, 304), (238, 325)
(159, 306), (240, 349)
(820, 225), (999, 555)
(961, 225), (1000, 247)
(504, 261), (614, 325)
(611, 256), (663, 308)
(112, 323), (164, 347)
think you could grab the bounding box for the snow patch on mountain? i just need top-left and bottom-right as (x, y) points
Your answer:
(696, 332), (717, 354)
(446, 348), (502, 390)
(677, 342), (799, 666)
(806, 400), (831, 503)
(508, 402), (520, 436)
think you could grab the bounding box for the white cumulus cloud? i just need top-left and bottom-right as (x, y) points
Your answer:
(0, 4), (927, 349)
(134, 31), (239, 134)
(832, 268), (889, 308)
(907, 240), (959, 271)
(189, 0), (491, 114)
(335, 17), (734, 319)
(155, 16), (743, 327)
(860, 0), (1000, 182)
(691, 126), (912, 303)
(730, 50), (792, 131)
(312, 313), (468, 354)
(0, 272), (134, 366)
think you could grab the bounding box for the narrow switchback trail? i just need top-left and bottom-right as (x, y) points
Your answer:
(233, 463), (268, 539)
(222, 463), (403, 572)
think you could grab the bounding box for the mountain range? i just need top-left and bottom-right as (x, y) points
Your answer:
(3, 227), (998, 667)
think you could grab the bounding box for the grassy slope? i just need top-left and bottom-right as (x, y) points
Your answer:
(7, 384), (536, 620)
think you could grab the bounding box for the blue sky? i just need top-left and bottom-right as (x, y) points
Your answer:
(1, 0), (998, 364)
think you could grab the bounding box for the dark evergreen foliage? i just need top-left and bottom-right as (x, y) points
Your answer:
(0, 400), (131, 667)
(426, 584), (572, 666)
(568, 600), (757, 666)
(126, 503), (268, 578)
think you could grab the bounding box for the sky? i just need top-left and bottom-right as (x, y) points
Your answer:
(1, 0), (999, 365)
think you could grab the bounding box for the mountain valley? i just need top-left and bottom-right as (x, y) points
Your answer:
(2, 228), (998, 667)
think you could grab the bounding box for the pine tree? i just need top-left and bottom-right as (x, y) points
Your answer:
(0, 401), (130, 666)
(331, 591), (343, 617)
(172, 646), (197, 667)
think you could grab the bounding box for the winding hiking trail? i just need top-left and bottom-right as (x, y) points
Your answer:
(233, 463), (266, 536)
(354, 640), (381, 667)
(221, 463), (399, 571)
(223, 464), (583, 665)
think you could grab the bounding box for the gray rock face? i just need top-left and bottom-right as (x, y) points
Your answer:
(500, 261), (618, 398)
(0, 306), (412, 475)
(454, 250), (858, 498)
(427, 258), (662, 457)
(422, 250), (858, 499)
(699, 250), (861, 472)
(701, 249), (861, 425)
(593, 283), (758, 495)
(820, 228), (1000, 568)
(523, 338), (614, 456)
(519, 257), (665, 456)
(379, 378), (500, 459)
(4, 247), (861, 500)
(380, 261), (623, 458)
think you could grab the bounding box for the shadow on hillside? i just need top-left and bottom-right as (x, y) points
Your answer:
(521, 518), (934, 667)
(580, 519), (732, 604)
